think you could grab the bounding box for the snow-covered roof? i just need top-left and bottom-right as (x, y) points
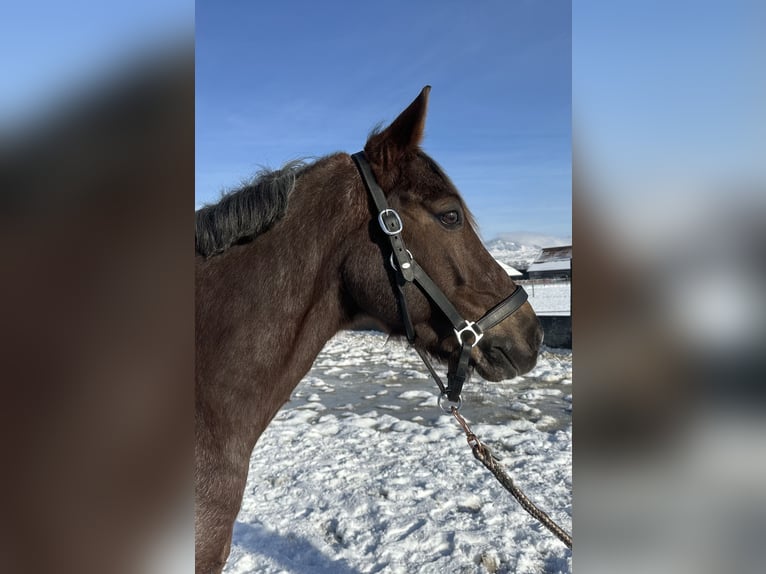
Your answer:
(496, 260), (522, 277)
(528, 260), (571, 272)
(534, 245), (572, 263)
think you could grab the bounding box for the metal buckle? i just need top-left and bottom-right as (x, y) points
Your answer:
(454, 321), (483, 347)
(389, 249), (413, 271)
(378, 209), (403, 236)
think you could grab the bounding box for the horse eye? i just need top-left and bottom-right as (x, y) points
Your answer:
(439, 210), (460, 226)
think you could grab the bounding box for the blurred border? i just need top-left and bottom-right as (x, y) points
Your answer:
(3, 2), (765, 572)
(574, 1), (766, 572)
(0, 5), (194, 573)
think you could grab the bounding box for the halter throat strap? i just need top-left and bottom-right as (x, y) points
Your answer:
(351, 151), (528, 402)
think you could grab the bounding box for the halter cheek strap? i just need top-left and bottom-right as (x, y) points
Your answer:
(352, 151), (528, 404)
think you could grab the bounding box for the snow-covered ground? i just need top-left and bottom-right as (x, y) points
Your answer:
(225, 331), (572, 574)
(523, 282), (571, 316)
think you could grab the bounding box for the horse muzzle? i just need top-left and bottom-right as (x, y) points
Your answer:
(474, 311), (543, 381)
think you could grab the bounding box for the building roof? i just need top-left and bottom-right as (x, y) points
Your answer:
(527, 260), (571, 273)
(496, 260), (522, 277)
(534, 245), (572, 263)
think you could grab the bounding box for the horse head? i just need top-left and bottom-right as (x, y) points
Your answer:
(342, 87), (543, 384)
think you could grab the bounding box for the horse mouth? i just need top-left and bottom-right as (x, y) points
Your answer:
(475, 345), (519, 382)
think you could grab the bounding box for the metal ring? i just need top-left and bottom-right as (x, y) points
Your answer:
(389, 249), (413, 271)
(438, 393), (462, 413)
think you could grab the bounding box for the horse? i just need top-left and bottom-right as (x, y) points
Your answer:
(195, 86), (543, 574)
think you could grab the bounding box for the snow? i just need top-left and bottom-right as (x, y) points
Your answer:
(496, 260), (522, 277)
(485, 238), (541, 271)
(225, 331), (572, 574)
(485, 234), (570, 272)
(523, 282), (571, 316)
(487, 236), (571, 315)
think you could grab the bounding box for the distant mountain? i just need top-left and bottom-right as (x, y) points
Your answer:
(485, 232), (570, 271)
(486, 239), (541, 271)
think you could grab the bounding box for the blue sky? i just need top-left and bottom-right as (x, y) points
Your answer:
(0, 1), (192, 125)
(574, 0), (764, 187)
(5, 2), (760, 242)
(196, 1), (572, 241)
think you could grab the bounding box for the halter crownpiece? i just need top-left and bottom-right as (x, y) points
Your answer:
(351, 151), (528, 404)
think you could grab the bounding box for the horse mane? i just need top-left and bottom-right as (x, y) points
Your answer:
(195, 160), (307, 257)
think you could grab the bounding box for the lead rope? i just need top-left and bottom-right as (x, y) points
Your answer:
(449, 405), (573, 549)
(395, 265), (572, 550)
(405, 338), (573, 549)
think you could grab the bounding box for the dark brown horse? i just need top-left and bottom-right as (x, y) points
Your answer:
(195, 87), (542, 573)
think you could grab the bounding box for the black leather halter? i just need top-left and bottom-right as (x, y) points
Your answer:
(351, 151), (529, 405)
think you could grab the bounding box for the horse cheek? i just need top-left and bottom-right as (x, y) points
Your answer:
(341, 252), (398, 327)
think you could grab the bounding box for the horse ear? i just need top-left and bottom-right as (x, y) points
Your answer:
(365, 85), (431, 167)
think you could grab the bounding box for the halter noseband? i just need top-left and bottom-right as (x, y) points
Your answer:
(351, 151), (529, 405)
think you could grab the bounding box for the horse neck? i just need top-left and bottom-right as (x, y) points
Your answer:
(196, 154), (365, 447)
